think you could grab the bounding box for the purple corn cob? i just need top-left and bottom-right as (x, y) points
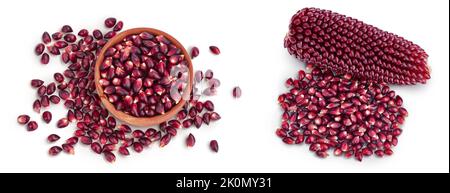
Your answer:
(284, 7), (430, 85)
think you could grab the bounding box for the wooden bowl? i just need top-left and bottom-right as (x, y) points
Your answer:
(94, 28), (193, 127)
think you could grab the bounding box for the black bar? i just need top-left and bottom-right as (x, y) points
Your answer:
(0, 173), (447, 192)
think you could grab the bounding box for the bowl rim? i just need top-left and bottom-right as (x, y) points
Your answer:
(94, 27), (194, 127)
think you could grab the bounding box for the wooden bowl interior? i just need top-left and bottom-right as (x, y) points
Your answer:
(94, 28), (193, 127)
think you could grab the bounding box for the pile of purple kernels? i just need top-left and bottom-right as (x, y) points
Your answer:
(276, 67), (407, 161)
(19, 18), (222, 163)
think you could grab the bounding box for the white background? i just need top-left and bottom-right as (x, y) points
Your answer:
(0, 0), (448, 173)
